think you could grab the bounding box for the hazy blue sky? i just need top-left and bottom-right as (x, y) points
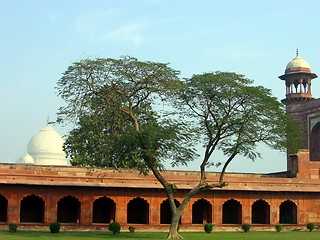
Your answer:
(1, 0), (320, 173)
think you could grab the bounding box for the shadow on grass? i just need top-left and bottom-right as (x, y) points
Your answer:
(1, 231), (320, 240)
(0, 231), (168, 240)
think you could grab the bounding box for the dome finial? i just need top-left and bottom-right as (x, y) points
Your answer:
(47, 114), (56, 125)
(296, 48), (299, 57)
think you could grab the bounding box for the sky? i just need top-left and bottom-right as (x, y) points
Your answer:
(1, 0), (320, 173)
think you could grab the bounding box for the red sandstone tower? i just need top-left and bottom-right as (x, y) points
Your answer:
(279, 52), (318, 149)
(279, 52), (320, 177)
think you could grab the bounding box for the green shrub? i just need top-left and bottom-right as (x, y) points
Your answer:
(128, 226), (135, 233)
(204, 223), (214, 233)
(242, 224), (250, 233)
(8, 223), (17, 233)
(49, 222), (61, 233)
(307, 222), (315, 232)
(108, 222), (121, 235)
(275, 224), (282, 232)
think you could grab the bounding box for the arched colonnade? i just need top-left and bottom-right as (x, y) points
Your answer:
(0, 193), (298, 226)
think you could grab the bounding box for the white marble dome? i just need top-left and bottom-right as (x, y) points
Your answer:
(27, 125), (68, 165)
(17, 154), (35, 164)
(286, 55), (311, 70)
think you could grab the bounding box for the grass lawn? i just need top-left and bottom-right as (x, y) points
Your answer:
(0, 231), (319, 240)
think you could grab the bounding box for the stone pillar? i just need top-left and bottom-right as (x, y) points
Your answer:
(242, 198), (251, 224)
(299, 80), (303, 93)
(115, 196), (127, 225)
(212, 196), (222, 224)
(7, 193), (20, 223)
(181, 201), (192, 224)
(44, 195), (57, 224)
(297, 198), (305, 224)
(270, 198), (279, 225)
(80, 196), (92, 225)
(149, 197), (160, 225)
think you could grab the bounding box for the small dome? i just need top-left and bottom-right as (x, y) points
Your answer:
(27, 125), (67, 165)
(17, 154), (34, 164)
(286, 55), (311, 71)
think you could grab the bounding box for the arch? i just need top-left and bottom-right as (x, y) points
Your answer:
(57, 196), (81, 223)
(192, 198), (212, 224)
(222, 199), (242, 224)
(310, 122), (320, 161)
(293, 79), (300, 93)
(127, 197), (149, 224)
(20, 194), (44, 223)
(0, 194), (8, 222)
(280, 200), (297, 224)
(92, 196), (116, 223)
(160, 199), (181, 224)
(251, 199), (270, 224)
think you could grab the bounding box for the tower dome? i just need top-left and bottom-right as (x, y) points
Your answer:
(285, 55), (311, 74)
(27, 125), (68, 165)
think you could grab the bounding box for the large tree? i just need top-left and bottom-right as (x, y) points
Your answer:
(56, 57), (299, 239)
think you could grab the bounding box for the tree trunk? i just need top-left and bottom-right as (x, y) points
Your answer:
(165, 211), (184, 239)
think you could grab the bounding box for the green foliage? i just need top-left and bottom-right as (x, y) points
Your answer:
(128, 226), (136, 233)
(49, 222), (61, 233)
(204, 223), (213, 233)
(307, 222), (315, 232)
(8, 223), (17, 232)
(57, 56), (197, 171)
(57, 64), (298, 173)
(180, 72), (301, 174)
(242, 224), (250, 233)
(57, 56), (181, 124)
(275, 224), (282, 232)
(108, 222), (121, 235)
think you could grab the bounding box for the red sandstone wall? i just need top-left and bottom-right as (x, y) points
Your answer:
(295, 150), (320, 179)
(0, 178), (319, 231)
(0, 164), (319, 231)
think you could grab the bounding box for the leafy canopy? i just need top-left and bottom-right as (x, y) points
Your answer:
(57, 56), (197, 171)
(57, 57), (299, 175)
(179, 72), (300, 175)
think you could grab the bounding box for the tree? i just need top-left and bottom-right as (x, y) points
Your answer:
(63, 103), (138, 168)
(180, 72), (300, 183)
(58, 57), (196, 172)
(56, 57), (299, 239)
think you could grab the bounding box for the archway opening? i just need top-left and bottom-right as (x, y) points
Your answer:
(222, 199), (242, 224)
(160, 199), (180, 224)
(280, 200), (297, 224)
(57, 196), (80, 223)
(293, 80), (300, 93)
(92, 196), (116, 223)
(127, 197), (149, 224)
(20, 194), (44, 223)
(0, 194), (8, 222)
(192, 198), (212, 224)
(252, 199), (270, 224)
(310, 122), (320, 161)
